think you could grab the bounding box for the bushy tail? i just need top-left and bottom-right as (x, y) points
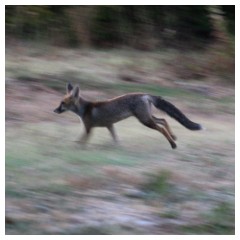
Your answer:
(152, 96), (202, 130)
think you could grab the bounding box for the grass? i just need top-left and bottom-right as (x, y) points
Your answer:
(5, 121), (151, 199)
(6, 115), (234, 234)
(5, 45), (235, 234)
(141, 170), (173, 196)
(181, 202), (235, 234)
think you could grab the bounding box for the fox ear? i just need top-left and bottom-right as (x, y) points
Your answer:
(72, 86), (79, 99)
(66, 83), (73, 94)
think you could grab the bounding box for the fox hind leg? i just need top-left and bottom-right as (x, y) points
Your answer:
(144, 120), (177, 149)
(134, 113), (176, 149)
(133, 100), (176, 149)
(152, 116), (177, 140)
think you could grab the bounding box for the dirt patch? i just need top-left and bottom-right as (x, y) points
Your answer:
(5, 80), (106, 123)
(6, 80), (59, 122)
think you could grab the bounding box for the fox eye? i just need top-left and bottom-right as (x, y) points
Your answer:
(61, 101), (65, 106)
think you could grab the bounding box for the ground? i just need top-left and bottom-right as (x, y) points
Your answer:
(5, 46), (235, 235)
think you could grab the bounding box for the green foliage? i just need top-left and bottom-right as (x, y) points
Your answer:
(5, 5), (234, 49)
(181, 202), (235, 234)
(6, 6), (54, 39)
(142, 170), (172, 195)
(91, 6), (121, 46)
(174, 6), (213, 41)
(5, 6), (77, 46)
(221, 5), (235, 35)
(6, 219), (34, 234)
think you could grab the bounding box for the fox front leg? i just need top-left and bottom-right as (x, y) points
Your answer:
(107, 125), (119, 144)
(77, 126), (92, 144)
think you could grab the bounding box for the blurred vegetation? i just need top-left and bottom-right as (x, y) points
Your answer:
(5, 5), (235, 84)
(5, 5), (234, 49)
(5, 6), (235, 235)
(181, 201), (235, 234)
(141, 170), (234, 234)
(221, 5), (235, 36)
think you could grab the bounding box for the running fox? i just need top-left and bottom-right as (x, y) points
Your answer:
(54, 83), (202, 149)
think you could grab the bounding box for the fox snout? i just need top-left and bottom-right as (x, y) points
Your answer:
(54, 105), (63, 114)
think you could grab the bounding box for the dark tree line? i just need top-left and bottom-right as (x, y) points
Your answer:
(5, 5), (235, 49)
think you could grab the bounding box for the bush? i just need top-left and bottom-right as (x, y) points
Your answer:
(5, 6), (234, 49)
(90, 6), (122, 47)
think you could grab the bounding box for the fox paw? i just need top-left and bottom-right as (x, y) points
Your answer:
(171, 142), (177, 149)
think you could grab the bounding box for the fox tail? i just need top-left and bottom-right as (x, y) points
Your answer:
(152, 96), (202, 130)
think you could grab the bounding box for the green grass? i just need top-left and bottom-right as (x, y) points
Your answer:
(160, 210), (180, 219)
(5, 121), (151, 197)
(6, 220), (34, 235)
(141, 170), (173, 196)
(6, 102), (235, 235)
(181, 202), (235, 234)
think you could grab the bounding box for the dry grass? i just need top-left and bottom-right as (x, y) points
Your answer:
(5, 46), (234, 234)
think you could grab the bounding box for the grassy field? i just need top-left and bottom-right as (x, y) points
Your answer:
(5, 45), (235, 234)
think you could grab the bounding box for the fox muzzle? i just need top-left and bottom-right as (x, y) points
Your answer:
(54, 105), (64, 114)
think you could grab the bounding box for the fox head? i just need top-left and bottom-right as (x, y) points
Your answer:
(54, 83), (79, 114)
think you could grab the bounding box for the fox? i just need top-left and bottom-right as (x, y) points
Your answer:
(54, 83), (202, 149)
